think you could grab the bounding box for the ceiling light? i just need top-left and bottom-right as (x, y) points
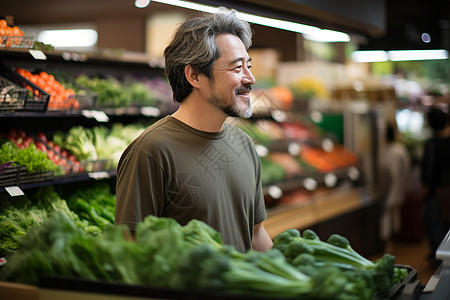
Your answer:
(135, 0), (150, 8)
(150, 0), (350, 42)
(388, 49), (448, 61)
(351, 49), (448, 62)
(351, 50), (389, 62)
(38, 29), (98, 48)
(303, 29), (351, 42)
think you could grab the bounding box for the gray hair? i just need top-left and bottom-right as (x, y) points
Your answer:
(163, 7), (253, 103)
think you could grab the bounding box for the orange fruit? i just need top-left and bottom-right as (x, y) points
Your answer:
(0, 20), (7, 28)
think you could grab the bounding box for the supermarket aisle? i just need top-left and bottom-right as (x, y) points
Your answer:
(370, 238), (438, 285)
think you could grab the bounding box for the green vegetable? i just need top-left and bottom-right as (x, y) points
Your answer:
(0, 141), (61, 174)
(273, 228), (407, 298)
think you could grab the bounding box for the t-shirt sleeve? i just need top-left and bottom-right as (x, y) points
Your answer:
(115, 148), (166, 231)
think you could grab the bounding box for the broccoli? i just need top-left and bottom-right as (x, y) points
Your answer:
(273, 228), (407, 297)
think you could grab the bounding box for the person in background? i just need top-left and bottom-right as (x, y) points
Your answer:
(421, 106), (450, 264)
(115, 7), (273, 253)
(379, 123), (411, 253)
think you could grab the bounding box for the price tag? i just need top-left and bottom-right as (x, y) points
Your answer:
(287, 142), (301, 156)
(28, 50), (47, 60)
(141, 106), (160, 117)
(271, 110), (287, 122)
(4, 186), (25, 197)
(303, 178), (317, 191)
(267, 185), (283, 199)
(82, 110), (109, 122)
(88, 171), (110, 179)
(255, 144), (269, 157)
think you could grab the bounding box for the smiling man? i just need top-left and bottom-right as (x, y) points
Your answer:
(115, 7), (273, 253)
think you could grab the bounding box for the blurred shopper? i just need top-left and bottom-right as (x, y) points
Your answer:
(421, 107), (450, 263)
(379, 123), (411, 252)
(115, 7), (273, 253)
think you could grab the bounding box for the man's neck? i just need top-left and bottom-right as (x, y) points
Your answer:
(171, 96), (227, 133)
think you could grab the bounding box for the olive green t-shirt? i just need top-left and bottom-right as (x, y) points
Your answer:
(115, 116), (266, 253)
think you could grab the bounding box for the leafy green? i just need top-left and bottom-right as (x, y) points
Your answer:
(0, 141), (61, 173)
(273, 228), (408, 298)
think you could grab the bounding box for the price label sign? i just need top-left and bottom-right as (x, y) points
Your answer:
(82, 110), (109, 122)
(5, 186), (25, 197)
(28, 50), (47, 60)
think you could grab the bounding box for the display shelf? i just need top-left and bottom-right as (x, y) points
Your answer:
(0, 48), (164, 70)
(0, 170), (116, 192)
(264, 184), (365, 238)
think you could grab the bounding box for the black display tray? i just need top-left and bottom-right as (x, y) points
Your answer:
(38, 264), (418, 300)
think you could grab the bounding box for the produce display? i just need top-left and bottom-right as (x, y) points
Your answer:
(0, 209), (408, 300)
(52, 123), (146, 170)
(0, 182), (115, 255)
(0, 140), (63, 175)
(0, 19), (32, 49)
(1, 128), (80, 175)
(15, 68), (79, 110)
(75, 75), (160, 108)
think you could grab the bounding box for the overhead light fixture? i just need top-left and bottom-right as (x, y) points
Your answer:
(352, 49), (448, 62)
(351, 50), (389, 62)
(38, 29), (98, 48)
(148, 0), (350, 42)
(389, 49), (448, 61)
(135, 0), (151, 8)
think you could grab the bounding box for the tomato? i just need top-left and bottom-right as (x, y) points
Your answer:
(35, 142), (47, 153)
(38, 133), (47, 142)
(53, 144), (61, 153)
(16, 128), (26, 139)
(47, 150), (55, 160)
(60, 150), (69, 158)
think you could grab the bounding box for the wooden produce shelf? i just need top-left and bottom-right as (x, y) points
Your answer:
(265, 185), (370, 239)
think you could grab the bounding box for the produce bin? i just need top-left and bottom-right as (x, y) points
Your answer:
(19, 170), (53, 185)
(36, 264), (419, 300)
(0, 75), (27, 112)
(0, 164), (26, 187)
(0, 36), (34, 49)
(0, 62), (49, 112)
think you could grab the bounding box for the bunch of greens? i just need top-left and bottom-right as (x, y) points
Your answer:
(61, 181), (116, 230)
(76, 75), (131, 108)
(53, 123), (146, 167)
(0, 186), (101, 256)
(1, 213), (314, 299)
(273, 228), (409, 299)
(0, 141), (61, 174)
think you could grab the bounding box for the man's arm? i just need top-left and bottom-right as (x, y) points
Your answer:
(252, 222), (273, 251)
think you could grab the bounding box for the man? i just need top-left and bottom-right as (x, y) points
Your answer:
(115, 7), (273, 253)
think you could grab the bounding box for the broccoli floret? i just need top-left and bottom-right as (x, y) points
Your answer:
(310, 264), (375, 300)
(370, 254), (396, 296)
(303, 229), (319, 240)
(284, 240), (315, 262)
(272, 228), (406, 298)
(292, 253), (316, 267)
(272, 228), (301, 252)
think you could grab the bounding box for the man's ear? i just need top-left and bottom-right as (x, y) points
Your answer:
(184, 64), (201, 88)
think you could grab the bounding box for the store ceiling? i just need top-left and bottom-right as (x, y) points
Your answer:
(2, 0), (450, 51)
(360, 0), (450, 51)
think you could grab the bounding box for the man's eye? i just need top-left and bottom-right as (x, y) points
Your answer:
(247, 64), (252, 69)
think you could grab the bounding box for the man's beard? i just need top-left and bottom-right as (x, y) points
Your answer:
(207, 85), (253, 119)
